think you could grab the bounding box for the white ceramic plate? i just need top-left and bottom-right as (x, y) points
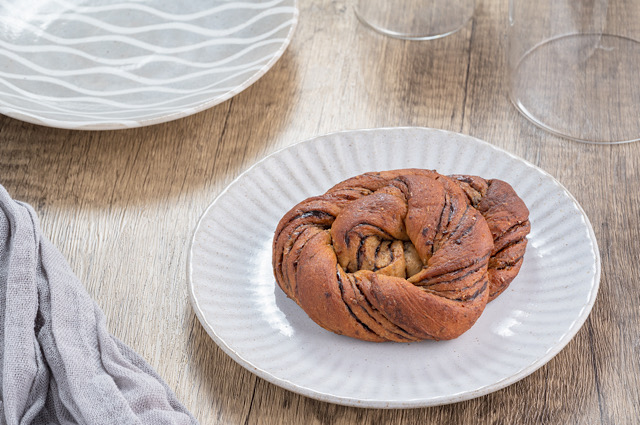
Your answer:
(188, 128), (600, 408)
(0, 0), (297, 130)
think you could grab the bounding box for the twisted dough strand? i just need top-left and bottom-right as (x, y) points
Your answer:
(452, 175), (531, 300)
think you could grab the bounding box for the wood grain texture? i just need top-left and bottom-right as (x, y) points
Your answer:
(0, 0), (638, 424)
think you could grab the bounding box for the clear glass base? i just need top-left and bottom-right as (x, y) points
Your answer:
(355, 0), (475, 41)
(510, 33), (640, 144)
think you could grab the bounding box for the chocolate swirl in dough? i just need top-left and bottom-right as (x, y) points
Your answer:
(272, 169), (530, 342)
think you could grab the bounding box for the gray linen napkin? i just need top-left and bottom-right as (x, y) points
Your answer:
(0, 185), (198, 425)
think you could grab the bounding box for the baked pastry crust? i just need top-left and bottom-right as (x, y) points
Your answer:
(272, 169), (530, 342)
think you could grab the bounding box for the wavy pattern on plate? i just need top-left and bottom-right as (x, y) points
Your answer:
(188, 128), (601, 408)
(0, 0), (298, 129)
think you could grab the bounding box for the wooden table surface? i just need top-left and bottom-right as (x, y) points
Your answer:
(1, 1), (639, 424)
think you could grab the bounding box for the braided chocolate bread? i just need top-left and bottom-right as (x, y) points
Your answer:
(272, 169), (530, 342)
